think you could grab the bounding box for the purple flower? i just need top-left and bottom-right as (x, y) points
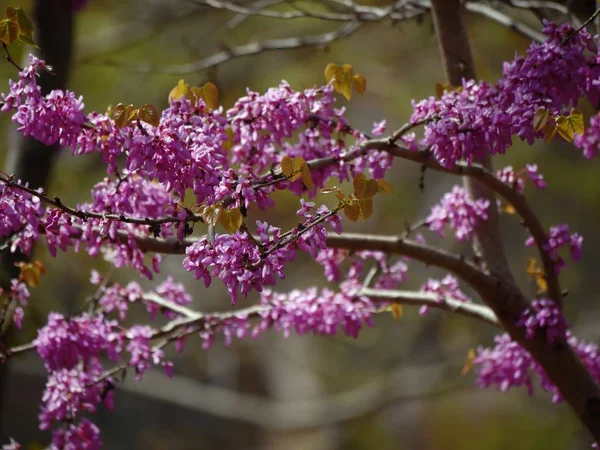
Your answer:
(419, 275), (470, 316)
(427, 185), (489, 242)
(372, 120), (386, 136)
(39, 360), (111, 430)
(51, 419), (102, 450)
(517, 298), (568, 343)
(34, 313), (119, 371)
(125, 325), (162, 380)
(475, 332), (600, 404)
(525, 224), (582, 274)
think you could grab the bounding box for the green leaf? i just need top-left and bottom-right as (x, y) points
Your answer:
(219, 208), (243, 234)
(533, 107), (550, 133)
(113, 103), (137, 129)
(138, 104), (160, 127)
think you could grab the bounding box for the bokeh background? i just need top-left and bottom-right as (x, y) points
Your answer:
(0, 0), (599, 448)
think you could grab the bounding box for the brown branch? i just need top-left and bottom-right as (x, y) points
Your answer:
(0, 174), (204, 227)
(428, 0), (600, 442)
(2, 44), (23, 72)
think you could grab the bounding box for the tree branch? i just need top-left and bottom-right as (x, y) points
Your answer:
(360, 287), (499, 327)
(428, 0), (600, 441)
(464, 2), (545, 43)
(92, 21), (363, 75)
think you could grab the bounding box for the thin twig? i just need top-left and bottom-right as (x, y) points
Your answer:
(91, 21), (362, 75)
(2, 44), (22, 72)
(562, 7), (600, 45)
(465, 3), (546, 43)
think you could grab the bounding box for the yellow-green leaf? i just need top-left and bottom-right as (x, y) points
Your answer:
(137, 104), (160, 127)
(502, 203), (516, 215)
(300, 163), (315, 191)
(353, 174), (366, 197)
(219, 208), (243, 234)
(461, 348), (476, 375)
(556, 109), (584, 143)
(201, 82), (219, 110)
(359, 198), (373, 220)
(339, 66), (353, 101)
(435, 82), (449, 99)
(113, 103), (137, 129)
(320, 186), (340, 194)
(344, 202), (360, 222)
(536, 274), (548, 294)
(533, 107), (550, 133)
(353, 174), (378, 199)
(0, 18), (20, 46)
(543, 121), (558, 143)
(188, 86), (203, 104)
(168, 79), (188, 103)
(390, 303), (403, 321)
(377, 179), (393, 195)
(352, 74), (366, 95)
(281, 156), (294, 178)
(526, 257), (540, 278)
(17, 33), (37, 47)
(7, 7), (33, 37)
(222, 128), (234, 151)
(15, 260), (45, 288)
(324, 63), (337, 84)
(199, 204), (222, 227)
(280, 156), (305, 182)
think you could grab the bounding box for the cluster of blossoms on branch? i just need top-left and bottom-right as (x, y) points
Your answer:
(2, 15), (600, 448)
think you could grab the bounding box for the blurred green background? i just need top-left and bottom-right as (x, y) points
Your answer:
(1, 1), (600, 449)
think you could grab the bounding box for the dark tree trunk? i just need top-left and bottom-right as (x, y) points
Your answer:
(0, 0), (74, 437)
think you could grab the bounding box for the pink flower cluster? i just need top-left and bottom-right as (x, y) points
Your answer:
(517, 298), (568, 343)
(316, 248), (408, 289)
(411, 21), (596, 167)
(427, 185), (489, 242)
(0, 279), (29, 329)
(496, 164), (547, 193)
(525, 224), (583, 274)
(475, 332), (600, 403)
(198, 281), (375, 348)
(419, 275), (470, 316)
